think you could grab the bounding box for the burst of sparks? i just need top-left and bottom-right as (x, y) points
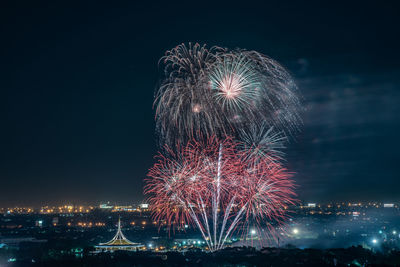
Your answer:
(154, 43), (302, 148)
(147, 43), (302, 251)
(239, 123), (287, 162)
(209, 54), (260, 111)
(145, 137), (296, 251)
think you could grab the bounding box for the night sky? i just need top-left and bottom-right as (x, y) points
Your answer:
(1, 1), (399, 207)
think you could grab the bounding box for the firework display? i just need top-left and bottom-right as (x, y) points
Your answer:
(145, 137), (295, 251)
(146, 43), (301, 250)
(154, 43), (301, 147)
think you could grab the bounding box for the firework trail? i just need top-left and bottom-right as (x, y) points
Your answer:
(146, 43), (301, 250)
(145, 137), (296, 251)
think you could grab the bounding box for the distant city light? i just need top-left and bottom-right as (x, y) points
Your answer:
(140, 204), (149, 209)
(99, 203), (113, 209)
(36, 220), (43, 227)
(2, 201), (399, 254)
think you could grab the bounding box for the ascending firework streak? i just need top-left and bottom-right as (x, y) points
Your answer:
(145, 137), (296, 251)
(146, 43), (301, 251)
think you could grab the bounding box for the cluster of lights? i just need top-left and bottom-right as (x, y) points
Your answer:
(99, 203), (150, 213)
(4, 208), (34, 214)
(170, 240), (207, 249)
(146, 245), (167, 252)
(129, 220), (164, 227)
(378, 229), (398, 235)
(368, 228), (400, 248)
(39, 205), (94, 214)
(76, 222), (105, 227)
(300, 202), (398, 210)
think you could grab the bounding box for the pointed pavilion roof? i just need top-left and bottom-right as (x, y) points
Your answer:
(99, 217), (138, 246)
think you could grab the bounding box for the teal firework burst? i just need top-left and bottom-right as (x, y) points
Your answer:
(209, 54), (261, 112)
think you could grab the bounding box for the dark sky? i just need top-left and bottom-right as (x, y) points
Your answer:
(1, 1), (399, 207)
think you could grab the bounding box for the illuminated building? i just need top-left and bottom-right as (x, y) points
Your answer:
(99, 202), (114, 209)
(95, 218), (144, 252)
(140, 204), (149, 209)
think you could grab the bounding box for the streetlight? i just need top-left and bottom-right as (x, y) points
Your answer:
(250, 229), (257, 236)
(292, 228), (299, 234)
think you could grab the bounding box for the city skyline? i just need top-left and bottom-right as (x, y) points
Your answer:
(0, 200), (399, 211)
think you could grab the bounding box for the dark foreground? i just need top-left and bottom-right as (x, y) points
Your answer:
(2, 246), (400, 267)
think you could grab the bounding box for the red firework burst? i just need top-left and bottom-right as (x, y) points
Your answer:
(144, 136), (296, 251)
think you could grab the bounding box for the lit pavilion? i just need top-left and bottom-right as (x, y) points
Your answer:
(95, 218), (144, 252)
